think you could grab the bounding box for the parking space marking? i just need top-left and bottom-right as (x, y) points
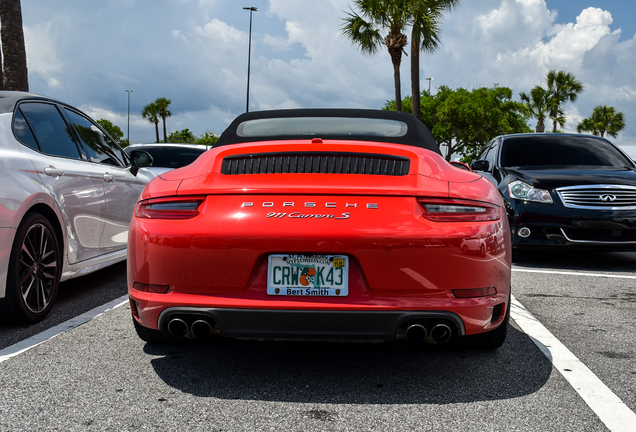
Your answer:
(0, 295), (129, 365)
(513, 268), (636, 279)
(511, 294), (636, 432)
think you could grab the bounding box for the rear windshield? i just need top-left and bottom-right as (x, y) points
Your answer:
(500, 136), (634, 168)
(236, 117), (408, 138)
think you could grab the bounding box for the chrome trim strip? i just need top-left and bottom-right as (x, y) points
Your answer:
(560, 228), (636, 244)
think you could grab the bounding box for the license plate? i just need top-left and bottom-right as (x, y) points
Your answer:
(267, 254), (349, 296)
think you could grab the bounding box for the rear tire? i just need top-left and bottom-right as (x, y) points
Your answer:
(456, 299), (510, 350)
(133, 316), (176, 344)
(0, 213), (61, 324)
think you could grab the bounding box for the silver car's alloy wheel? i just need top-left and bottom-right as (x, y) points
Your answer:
(19, 222), (58, 313)
(0, 213), (60, 324)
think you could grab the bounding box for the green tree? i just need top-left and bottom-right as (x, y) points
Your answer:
(409, 0), (460, 120)
(519, 85), (550, 133)
(386, 85), (531, 161)
(155, 97), (172, 143)
(141, 102), (160, 143)
(577, 105), (625, 138)
(546, 69), (584, 132)
(196, 131), (219, 146)
(167, 128), (197, 143)
(0, 0), (29, 91)
(96, 119), (124, 142)
(342, 0), (411, 112)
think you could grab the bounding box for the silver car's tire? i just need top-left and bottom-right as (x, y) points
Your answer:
(0, 213), (61, 324)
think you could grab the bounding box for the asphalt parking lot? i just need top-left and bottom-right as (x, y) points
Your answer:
(0, 250), (634, 431)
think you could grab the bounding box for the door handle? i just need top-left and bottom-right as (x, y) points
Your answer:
(103, 173), (114, 182)
(44, 167), (64, 177)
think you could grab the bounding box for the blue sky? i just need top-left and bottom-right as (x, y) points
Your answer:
(21, 0), (636, 156)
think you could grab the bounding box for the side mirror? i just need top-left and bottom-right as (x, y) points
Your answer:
(471, 160), (490, 172)
(130, 150), (153, 176)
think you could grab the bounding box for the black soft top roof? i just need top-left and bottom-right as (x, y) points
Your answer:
(216, 108), (441, 154)
(0, 91), (61, 114)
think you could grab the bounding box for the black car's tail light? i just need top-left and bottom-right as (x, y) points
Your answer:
(135, 196), (205, 220)
(418, 198), (501, 222)
(452, 287), (497, 298)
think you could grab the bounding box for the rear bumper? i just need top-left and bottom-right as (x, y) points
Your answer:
(128, 290), (509, 338)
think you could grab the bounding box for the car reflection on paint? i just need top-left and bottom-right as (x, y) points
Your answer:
(128, 109), (512, 350)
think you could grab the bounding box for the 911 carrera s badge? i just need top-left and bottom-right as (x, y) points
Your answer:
(267, 254), (349, 296)
(267, 212), (351, 219)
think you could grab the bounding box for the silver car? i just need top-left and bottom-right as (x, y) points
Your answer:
(0, 91), (152, 324)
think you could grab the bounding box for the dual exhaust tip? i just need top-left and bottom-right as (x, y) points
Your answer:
(403, 322), (453, 344)
(166, 316), (218, 339)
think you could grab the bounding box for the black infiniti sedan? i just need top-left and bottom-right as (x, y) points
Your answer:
(471, 133), (636, 250)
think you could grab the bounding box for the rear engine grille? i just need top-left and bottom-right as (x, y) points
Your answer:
(221, 152), (411, 176)
(561, 228), (636, 243)
(556, 185), (636, 210)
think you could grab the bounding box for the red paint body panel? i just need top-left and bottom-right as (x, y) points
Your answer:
(128, 138), (512, 340)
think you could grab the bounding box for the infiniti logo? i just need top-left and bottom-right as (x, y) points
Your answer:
(599, 194), (617, 202)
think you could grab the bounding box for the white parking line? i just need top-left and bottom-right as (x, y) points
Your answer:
(0, 294), (129, 364)
(513, 267), (636, 279)
(510, 294), (636, 432)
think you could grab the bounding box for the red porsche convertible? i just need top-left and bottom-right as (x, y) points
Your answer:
(128, 109), (511, 349)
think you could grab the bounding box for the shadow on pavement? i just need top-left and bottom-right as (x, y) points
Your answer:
(145, 325), (551, 405)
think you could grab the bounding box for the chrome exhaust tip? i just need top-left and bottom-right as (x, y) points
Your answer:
(167, 318), (189, 338)
(191, 319), (214, 339)
(405, 323), (427, 343)
(427, 323), (452, 344)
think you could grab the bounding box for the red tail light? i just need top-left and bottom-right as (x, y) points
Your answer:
(418, 198), (500, 222)
(135, 196), (205, 220)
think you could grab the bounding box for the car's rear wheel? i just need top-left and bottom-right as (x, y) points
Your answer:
(133, 316), (177, 344)
(0, 213), (61, 324)
(456, 298), (510, 350)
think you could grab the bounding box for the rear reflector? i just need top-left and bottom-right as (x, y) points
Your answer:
(133, 282), (171, 294)
(452, 287), (497, 298)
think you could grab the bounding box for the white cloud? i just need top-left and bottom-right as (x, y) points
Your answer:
(197, 18), (244, 43)
(20, 0), (636, 148)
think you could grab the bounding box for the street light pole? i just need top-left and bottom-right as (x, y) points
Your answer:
(125, 89), (132, 143)
(425, 77), (434, 94)
(243, 6), (257, 113)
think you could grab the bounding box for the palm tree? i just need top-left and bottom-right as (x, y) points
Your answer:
(141, 102), (160, 143)
(577, 105), (625, 138)
(519, 85), (550, 133)
(342, 0), (411, 112)
(155, 97), (172, 143)
(0, 0), (29, 91)
(546, 70), (584, 132)
(409, 0), (460, 120)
